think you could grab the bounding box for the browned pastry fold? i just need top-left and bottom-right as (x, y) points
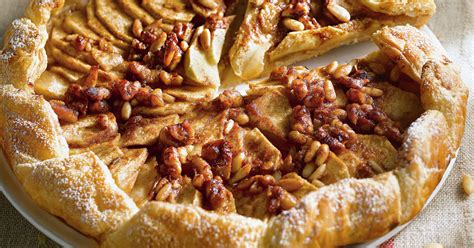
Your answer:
(372, 25), (469, 150)
(101, 201), (266, 248)
(0, 84), (68, 165)
(14, 152), (138, 240)
(0, 0), (63, 92)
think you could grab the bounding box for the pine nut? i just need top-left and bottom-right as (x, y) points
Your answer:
(282, 18), (305, 31)
(170, 74), (184, 86)
(162, 93), (175, 103)
(304, 141), (321, 163)
(156, 182), (172, 201)
(311, 179), (325, 188)
(254, 0), (264, 6)
(121, 102), (132, 120)
(315, 144), (329, 166)
(308, 163), (327, 181)
(362, 87), (384, 97)
(232, 152), (245, 173)
(278, 178), (304, 192)
(463, 174), (474, 195)
(325, 61), (339, 74)
(280, 193), (298, 210)
(198, 0), (219, 9)
(235, 112), (250, 125)
(199, 28), (211, 50)
(65, 34), (79, 41)
(180, 40), (189, 52)
(150, 32), (167, 53)
(324, 80), (337, 101)
(130, 98), (139, 106)
(333, 64), (353, 79)
(327, 4), (351, 23)
(132, 19), (143, 38)
(289, 130), (307, 144)
(332, 108), (347, 120)
(84, 42), (92, 52)
(150, 89), (165, 107)
(368, 161), (384, 174)
(224, 119), (235, 134)
(159, 70), (172, 85)
(177, 146), (188, 163)
(302, 163), (316, 178)
(230, 164), (251, 184)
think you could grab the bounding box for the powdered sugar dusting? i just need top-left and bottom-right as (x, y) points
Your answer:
(15, 153), (138, 238)
(268, 176), (397, 246)
(105, 202), (266, 247)
(0, 18), (38, 62)
(1, 86), (68, 164)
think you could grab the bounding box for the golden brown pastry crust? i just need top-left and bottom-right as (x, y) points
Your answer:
(0, 1), (467, 247)
(372, 25), (469, 150)
(102, 202), (266, 248)
(0, 84), (68, 165)
(14, 152), (138, 239)
(0, 0), (63, 92)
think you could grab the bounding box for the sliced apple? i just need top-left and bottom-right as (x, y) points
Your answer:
(184, 23), (230, 87)
(34, 70), (69, 100)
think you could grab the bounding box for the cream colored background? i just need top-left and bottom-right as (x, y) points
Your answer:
(0, 0), (472, 247)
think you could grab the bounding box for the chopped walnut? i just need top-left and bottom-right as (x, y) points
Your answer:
(212, 90), (244, 110)
(201, 139), (233, 180)
(267, 186), (297, 214)
(235, 175), (276, 195)
(291, 105), (314, 134)
(161, 147), (183, 179)
(346, 103), (403, 145)
(112, 80), (141, 101)
(159, 121), (195, 147)
(201, 176), (235, 212)
(314, 124), (351, 154)
(50, 100), (79, 123)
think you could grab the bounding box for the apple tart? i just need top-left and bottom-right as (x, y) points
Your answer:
(0, 0), (468, 247)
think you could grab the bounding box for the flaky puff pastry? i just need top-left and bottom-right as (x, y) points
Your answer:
(373, 25), (469, 149)
(227, 0), (436, 81)
(0, 0), (63, 92)
(102, 202), (267, 248)
(14, 152), (139, 240)
(0, 84), (68, 165)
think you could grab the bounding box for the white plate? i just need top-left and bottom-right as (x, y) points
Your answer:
(0, 10), (452, 246)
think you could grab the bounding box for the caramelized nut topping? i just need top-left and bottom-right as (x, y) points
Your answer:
(202, 140), (233, 180)
(50, 100), (79, 123)
(159, 121), (195, 147)
(268, 186), (297, 214)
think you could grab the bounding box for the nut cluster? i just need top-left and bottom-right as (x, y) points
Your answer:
(235, 174), (301, 214)
(159, 121), (195, 147)
(51, 67), (112, 122)
(65, 34), (114, 53)
(281, 0), (320, 31)
(129, 19), (192, 71)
